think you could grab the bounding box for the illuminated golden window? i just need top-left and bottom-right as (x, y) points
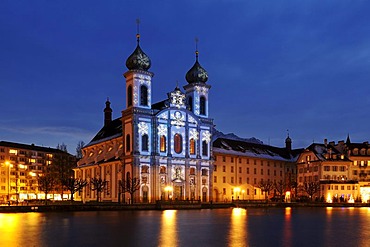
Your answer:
(160, 135), (166, 152)
(9, 149), (18, 155)
(190, 138), (196, 155)
(174, 134), (182, 154)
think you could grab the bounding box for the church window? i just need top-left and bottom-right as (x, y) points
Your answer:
(190, 167), (195, 175)
(190, 138), (196, 155)
(160, 135), (166, 152)
(202, 140), (208, 156)
(126, 134), (131, 152)
(200, 96), (206, 115)
(174, 134), (183, 154)
(127, 85), (133, 106)
(140, 85), (148, 106)
(142, 134), (149, 152)
(188, 96), (193, 111)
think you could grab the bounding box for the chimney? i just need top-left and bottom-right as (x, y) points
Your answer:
(104, 98), (112, 126)
(324, 139), (328, 146)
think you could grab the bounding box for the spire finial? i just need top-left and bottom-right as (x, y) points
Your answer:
(195, 37), (199, 61)
(136, 18), (141, 44)
(287, 129), (290, 137)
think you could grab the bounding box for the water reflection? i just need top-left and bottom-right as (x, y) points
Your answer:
(282, 207), (292, 247)
(229, 208), (247, 247)
(159, 210), (178, 247)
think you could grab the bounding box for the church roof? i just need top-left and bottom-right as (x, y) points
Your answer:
(87, 118), (122, 146)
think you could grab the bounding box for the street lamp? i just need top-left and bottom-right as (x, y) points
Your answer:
(234, 187), (241, 200)
(164, 186), (173, 200)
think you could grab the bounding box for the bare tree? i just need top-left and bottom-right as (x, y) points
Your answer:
(90, 177), (107, 202)
(258, 180), (274, 201)
(274, 180), (286, 201)
(76, 141), (85, 159)
(62, 177), (87, 202)
(38, 173), (56, 205)
(301, 182), (321, 201)
(119, 177), (140, 204)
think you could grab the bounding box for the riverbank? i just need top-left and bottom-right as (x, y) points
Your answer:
(1, 201), (370, 213)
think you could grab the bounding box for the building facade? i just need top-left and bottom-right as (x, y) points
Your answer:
(75, 33), (214, 203)
(0, 141), (75, 203)
(212, 134), (302, 202)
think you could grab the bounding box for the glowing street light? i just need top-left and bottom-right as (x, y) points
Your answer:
(164, 186), (173, 200)
(234, 187), (241, 200)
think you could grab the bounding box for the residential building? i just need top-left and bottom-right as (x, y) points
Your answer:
(0, 141), (75, 203)
(212, 133), (302, 202)
(75, 32), (213, 203)
(296, 140), (357, 202)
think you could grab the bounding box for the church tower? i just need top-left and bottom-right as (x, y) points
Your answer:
(123, 25), (154, 110)
(184, 40), (211, 118)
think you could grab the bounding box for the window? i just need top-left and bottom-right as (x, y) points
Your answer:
(190, 167), (195, 175)
(190, 138), (196, 155)
(261, 169), (263, 175)
(231, 157), (234, 163)
(231, 177), (234, 184)
(214, 165), (217, 171)
(126, 134), (131, 152)
(141, 165), (149, 173)
(174, 134), (183, 154)
(141, 134), (149, 152)
(332, 166), (338, 171)
(188, 96), (193, 112)
(246, 159), (249, 164)
(223, 188), (226, 195)
(202, 141), (208, 156)
(214, 176), (217, 183)
(223, 177), (226, 183)
(239, 158), (242, 163)
(254, 168), (256, 174)
(239, 177), (242, 184)
(200, 96), (206, 115)
(222, 156), (226, 162)
(231, 166), (234, 173)
(324, 166), (330, 171)
(202, 169), (208, 176)
(246, 168), (249, 174)
(140, 85), (148, 106)
(160, 166), (166, 174)
(340, 166), (345, 172)
(127, 85), (133, 106)
(223, 166), (226, 172)
(239, 167), (242, 173)
(160, 135), (166, 152)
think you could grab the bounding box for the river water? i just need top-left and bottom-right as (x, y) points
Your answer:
(0, 207), (369, 247)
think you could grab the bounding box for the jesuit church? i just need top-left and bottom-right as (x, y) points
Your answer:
(75, 32), (214, 203)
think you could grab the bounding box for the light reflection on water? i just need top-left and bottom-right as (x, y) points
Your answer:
(1, 207), (370, 247)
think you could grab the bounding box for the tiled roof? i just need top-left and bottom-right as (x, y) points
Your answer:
(88, 118), (122, 145)
(213, 137), (303, 162)
(0, 141), (67, 154)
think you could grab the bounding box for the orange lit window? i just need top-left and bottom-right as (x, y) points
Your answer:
(174, 134), (182, 154)
(160, 135), (166, 152)
(190, 138), (196, 155)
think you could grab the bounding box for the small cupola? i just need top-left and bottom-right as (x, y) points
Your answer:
(104, 98), (112, 126)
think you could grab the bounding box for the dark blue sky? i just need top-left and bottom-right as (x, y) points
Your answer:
(1, 1), (370, 154)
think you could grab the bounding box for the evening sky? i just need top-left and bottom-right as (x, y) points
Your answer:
(1, 0), (370, 154)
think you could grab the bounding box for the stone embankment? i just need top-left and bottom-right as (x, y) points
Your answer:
(0, 201), (369, 213)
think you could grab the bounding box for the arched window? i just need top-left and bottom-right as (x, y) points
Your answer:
(174, 134), (183, 154)
(127, 85), (133, 107)
(126, 134), (131, 152)
(202, 140), (208, 156)
(142, 134), (149, 152)
(190, 138), (196, 155)
(200, 96), (206, 115)
(160, 135), (166, 152)
(188, 96), (193, 112)
(140, 85), (148, 106)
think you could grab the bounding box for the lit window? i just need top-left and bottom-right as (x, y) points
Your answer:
(190, 138), (196, 155)
(160, 135), (166, 152)
(174, 134), (183, 154)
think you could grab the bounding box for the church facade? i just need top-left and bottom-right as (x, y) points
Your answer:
(74, 33), (214, 203)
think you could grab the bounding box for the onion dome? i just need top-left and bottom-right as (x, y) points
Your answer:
(125, 34), (151, 71)
(185, 50), (208, 84)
